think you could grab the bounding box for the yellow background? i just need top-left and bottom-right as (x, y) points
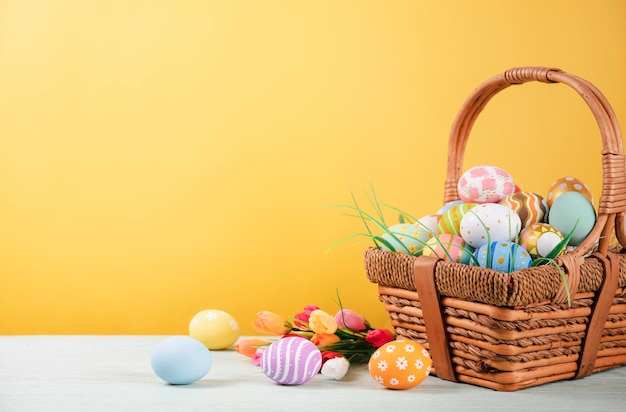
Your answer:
(1, 0), (625, 335)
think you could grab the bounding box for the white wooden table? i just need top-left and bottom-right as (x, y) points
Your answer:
(1, 335), (625, 411)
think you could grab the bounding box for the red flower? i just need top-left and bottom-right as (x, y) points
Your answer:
(321, 351), (344, 364)
(366, 328), (394, 347)
(294, 304), (320, 329)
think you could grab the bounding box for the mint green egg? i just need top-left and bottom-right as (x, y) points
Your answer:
(547, 191), (596, 246)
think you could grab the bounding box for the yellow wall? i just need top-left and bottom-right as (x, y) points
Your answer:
(1, 0), (625, 335)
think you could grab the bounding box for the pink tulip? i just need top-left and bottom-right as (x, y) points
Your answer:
(334, 309), (368, 331)
(251, 348), (265, 366)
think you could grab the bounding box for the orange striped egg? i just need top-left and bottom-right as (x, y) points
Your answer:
(499, 191), (549, 228)
(437, 203), (477, 235)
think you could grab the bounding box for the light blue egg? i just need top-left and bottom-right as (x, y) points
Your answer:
(151, 336), (212, 385)
(381, 223), (432, 254)
(547, 191), (596, 246)
(472, 241), (532, 273)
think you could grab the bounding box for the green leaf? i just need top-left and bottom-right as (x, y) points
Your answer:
(367, 181), (386, 227)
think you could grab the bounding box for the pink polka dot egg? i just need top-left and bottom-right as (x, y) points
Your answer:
(369, 339), (432, 390)
(260, 336), (322, 385)
(457, 165), (515, 203)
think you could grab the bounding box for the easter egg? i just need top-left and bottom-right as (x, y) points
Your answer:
(436, 199), (464, 215)
(381, 223), (432, 254)
(151, 336), (212, 385)
(472, 241), (532, 273)
(437, 203), (478, 235)
(189, 309), (240, 350)
(459, 203), (522, 249)
(547, 191), (596, 246)
(547, 176), (593, 207)
(519, 223), (564, 259)
(499, 191), (549, 228)
(422, 234), (473, 264)
(368, 339), (432, 390)
(260, 336), (322, 385)
(457, 165), (515, 203)
(415, 214), (440, 234)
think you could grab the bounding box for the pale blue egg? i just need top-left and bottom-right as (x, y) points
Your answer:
(381, 223), (432, 254)
(472, 241), (532, 273)
(547, 191), (596, 246)
(151, 336), (212, 385)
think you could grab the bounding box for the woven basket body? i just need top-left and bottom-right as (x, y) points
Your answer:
(364, 67), (626, 391)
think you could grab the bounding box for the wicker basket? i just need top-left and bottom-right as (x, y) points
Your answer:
(364, 67), (626, 391)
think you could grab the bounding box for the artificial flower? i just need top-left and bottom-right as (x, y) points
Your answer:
(366, 328), (394, 347)
(239, 291), (396, 383)
(334, 309), (368, 331)
(320, 355), (350, 380)
(253, 311), (292, 335)
(251, 348), (265, 366)
(321, 351), (345, 363)
(311, 332), (341, 346)
(294, 304), (320, 329)
(235, 338), (271, 358)
(308, 309), (338, 334)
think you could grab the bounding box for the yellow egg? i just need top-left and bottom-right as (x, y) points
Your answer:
(547, 176), (593, 207)
(189, 309), (240, 350)
(368, 339), (432, 390)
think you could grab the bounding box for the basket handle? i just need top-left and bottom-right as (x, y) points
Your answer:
(443, 67), (626, 257)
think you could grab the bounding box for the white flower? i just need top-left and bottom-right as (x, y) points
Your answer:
(377, 360), (388, 371)
(321, 357), (350, 380)
(385, 344), (397, 353)
(415, 359), (424, 369)
(396, 356), (408, 370)
(390, 378), (400, 386)
(408, 375), (416, 382)
(404, 343), (415, 353)
(422, 348), (429, 357)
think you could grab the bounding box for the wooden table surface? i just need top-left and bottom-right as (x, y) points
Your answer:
(1, 335), (625, 411)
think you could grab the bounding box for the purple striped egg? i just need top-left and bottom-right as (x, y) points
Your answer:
(260, 336), (322, 385)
